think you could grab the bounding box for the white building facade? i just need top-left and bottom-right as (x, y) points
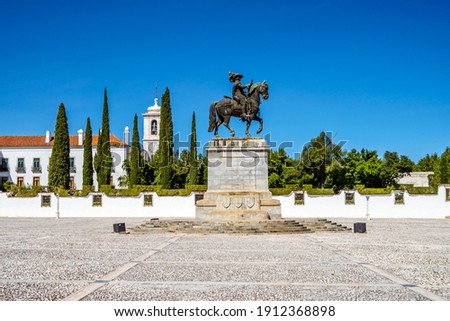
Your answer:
(0, 129), (129, 190)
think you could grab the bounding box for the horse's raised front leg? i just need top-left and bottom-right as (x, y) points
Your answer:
(253, 115), (263, 134)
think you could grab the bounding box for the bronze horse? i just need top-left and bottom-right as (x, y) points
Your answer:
(208, 81), (269, 137)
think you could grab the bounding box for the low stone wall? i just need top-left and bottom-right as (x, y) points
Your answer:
(277, 186), (450, 219)
(0, 193), (196, 218)
(0, 186), (449, 219)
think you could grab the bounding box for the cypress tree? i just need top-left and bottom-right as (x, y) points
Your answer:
(94, 128), (102, 176)
(129, 114), (142, 187)
(440, 147), (450, 184)
(96, 87), (112, 187)
(82, 117), (94, 186)
(158, 87), (173, 188)
(188, 111), (198, 185)
(48, 103), (70, 189)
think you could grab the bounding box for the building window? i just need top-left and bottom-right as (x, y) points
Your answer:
(69, 177), (75, 190)
(345, 192), (355, 205)
(144, 194), (153, 207)
(92, 195), (102, 207)
(41, 195), (51, 207)
(1, 177), (8, 187)
(32, 158), (41, 172)
(294, 191), (304, 205)
(33, 177), (40, 187)
(70, 158), (76, 173)
(16, 158), (25, 172)
(17, 177), (24, 187)
(446, 188), (450, 202)
(151, 120), (158, 135)
(394, 191), (405, 205)
(0, 158), (8, 171)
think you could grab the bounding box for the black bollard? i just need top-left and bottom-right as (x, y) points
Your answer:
(113, 223), (126, 233)
(353, 222), (366, 233)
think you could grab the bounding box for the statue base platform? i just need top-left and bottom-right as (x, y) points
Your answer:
(196, 138), (281, 220)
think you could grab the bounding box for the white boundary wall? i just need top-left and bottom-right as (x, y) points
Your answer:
(277, 186), (450, 219)
(0, 186), (449, 219)
(0, 193), (196, 218)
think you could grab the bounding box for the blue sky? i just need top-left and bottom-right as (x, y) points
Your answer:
(0, 0), (449, 161)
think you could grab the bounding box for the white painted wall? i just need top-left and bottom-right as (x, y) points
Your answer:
(0, 187), (448, 219)
(0, 192), (196, 218)
(276, 186), (450, 219)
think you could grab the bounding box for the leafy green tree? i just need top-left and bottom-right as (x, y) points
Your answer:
(158, 87), (173, 188)
(171, 150), (189, 189)
(358, 149), (388, 187)
(129, 114), (142, 187)
(414, 153), (440, 186)
(384, 151), (414, 175)
(95, 88), (112, 187)
(300, 131), (344, 188)
(198, 154), (208, 185)
(268, 149), (287, 188)
(188, 112), (199, 185)
(82, 117), (94, 186)
(440, 147), (450, 184)
(48, 103), (70, 189)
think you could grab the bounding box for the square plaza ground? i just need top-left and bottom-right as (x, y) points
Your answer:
(0, 217), (449, 301)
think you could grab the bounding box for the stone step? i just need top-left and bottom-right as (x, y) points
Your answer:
(131, 218), (350, 235)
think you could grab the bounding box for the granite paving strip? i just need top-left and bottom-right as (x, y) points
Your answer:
(0, 280), (90, 301)
(61, 235), (182, 301)
(83, 282), (427, 301)
(305, 235), (446, 301)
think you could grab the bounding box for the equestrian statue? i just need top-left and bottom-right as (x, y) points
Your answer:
(208, 72), (269, 137)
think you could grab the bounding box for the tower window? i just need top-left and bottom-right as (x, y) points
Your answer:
(151, 120), (158, 135)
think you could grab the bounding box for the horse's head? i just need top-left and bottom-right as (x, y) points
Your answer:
(260, 80), (269, 100)
(249, 81), (269, 100)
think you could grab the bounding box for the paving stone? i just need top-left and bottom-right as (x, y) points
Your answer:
(83, 282), (428, 301)
(0, 217), (448, 301)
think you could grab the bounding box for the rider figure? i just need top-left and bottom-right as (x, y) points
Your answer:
(228, 72), (252, 119)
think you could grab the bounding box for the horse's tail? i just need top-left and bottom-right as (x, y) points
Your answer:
(208, 102), (217, 132)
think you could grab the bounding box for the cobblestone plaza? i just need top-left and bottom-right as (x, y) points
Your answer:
(0, 218), (449, 301)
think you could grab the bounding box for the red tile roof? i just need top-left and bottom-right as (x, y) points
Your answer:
(0, 135), (127, 147)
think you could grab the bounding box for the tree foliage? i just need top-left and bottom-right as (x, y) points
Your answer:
(188, 112), (199, 185)
(440, 147), (450, 184)
(95, 87), (112, 187)
(48, 103), (70, 189)
(158, 87), (173, 188)
(82, 117), (94, 186)
(129, 114), (142, 187)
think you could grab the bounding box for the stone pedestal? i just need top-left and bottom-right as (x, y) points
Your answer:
(196, 138), (281, 220)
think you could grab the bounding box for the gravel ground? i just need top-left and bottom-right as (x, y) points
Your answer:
(0, 217), (449, 301)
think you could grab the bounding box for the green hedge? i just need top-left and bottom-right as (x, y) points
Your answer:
(7, 182), (438, 198)
(270, 187), (297, 195)
(357, 187), (393, 195)
(302, 184), (335, 195)
(402, 186), (437, 194)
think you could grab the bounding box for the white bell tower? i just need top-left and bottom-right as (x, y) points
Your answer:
(142, 90), (161, 160)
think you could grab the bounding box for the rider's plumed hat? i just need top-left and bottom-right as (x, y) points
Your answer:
(228, 72), (243, 82)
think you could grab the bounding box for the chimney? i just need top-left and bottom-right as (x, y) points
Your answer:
(45, 130), (51, 143)
(124, 126), (130, 145)
(77, 129), (84, 146)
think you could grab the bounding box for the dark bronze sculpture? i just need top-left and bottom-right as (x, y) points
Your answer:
(208, 72), (269, 137)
